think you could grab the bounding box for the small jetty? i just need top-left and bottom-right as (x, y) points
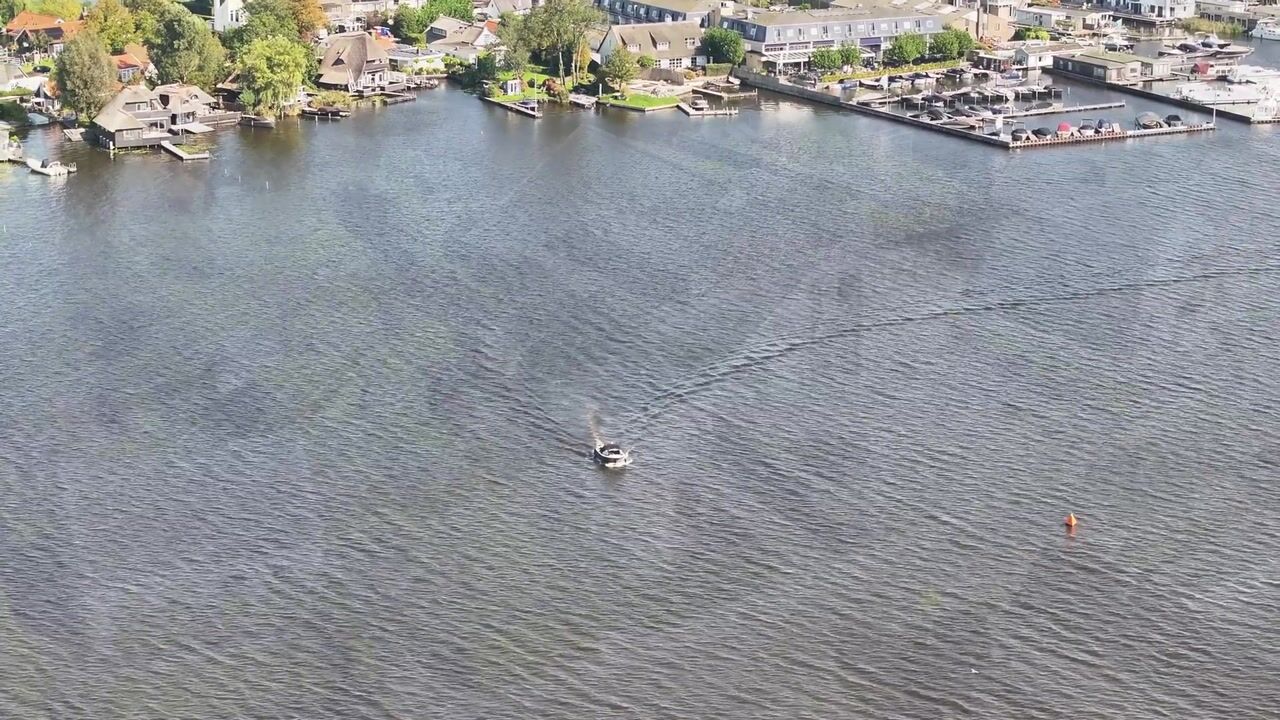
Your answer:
(568, 93), (598, 108)
(694, 83), (757, 101)
(481, 96), (541, 118)
(62, 128), (84, 142)
(161, 141), (210, 161)
(678, 102), (738, 117)
(302, 106), (351, 120)
(1009, 122), (1216, 149)
(380, 92), (416, 105)
(1004, 101), (1126, 119)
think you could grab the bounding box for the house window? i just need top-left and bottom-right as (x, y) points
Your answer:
(627, 43), (639, 51)
(685, 37), (696, 48)
(656, 41), (669, 50)
(809, 27), (818, 36)
(670, 57), (686, 68)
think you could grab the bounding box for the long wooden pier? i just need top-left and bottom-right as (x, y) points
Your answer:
(1004, 101), (1126, 119)
(678, 102), (739, 117)
(160, 141), (209, 161)
(481, 96), (541, 118)
(733, 69), (1218, 151)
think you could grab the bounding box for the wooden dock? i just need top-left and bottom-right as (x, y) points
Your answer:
(62, 128), (84, 141)
(732, 69), (1218, 151)
(1004, 101), (1126, 119)
(160, 141), (209, 161)
(481, 96), (541, 118)
(678, 102), (739, 117)
(568, 94), (597, 108)
(693, 85), (757, 101)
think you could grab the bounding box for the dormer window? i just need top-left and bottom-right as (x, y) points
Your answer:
(656, 41), (669, 50)
(627, 43), (640, 52)
(685, 37), (696, 48)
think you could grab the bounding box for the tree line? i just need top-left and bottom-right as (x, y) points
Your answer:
(808, 27), (976, 72)
(49, 0), (326, 121)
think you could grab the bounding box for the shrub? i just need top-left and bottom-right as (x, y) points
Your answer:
(637, 55), (656, 69)
(704, 63), (732, 77)
(0, 101), (27, 124)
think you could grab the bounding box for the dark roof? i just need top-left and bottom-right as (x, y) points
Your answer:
(318, 32), (389, 87)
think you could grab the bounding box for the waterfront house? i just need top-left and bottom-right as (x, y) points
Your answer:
(595, 0), (718, 28)
(1012, 40), (1087, 69)
(212, 0), (247, 32)
(1097, 0), (1194, 22)
(598, 21), (707, 70)
(426, 18), (500, 63)
(386, 45), (447, 75)
(317, 31), (393, 93)
(154, 83), (240, 128)
(478, 0), (536, 18)
(89, 86), (172, 149)
(1052, 48), (1171, 83)
(712, 5), (946, 73)
(1014, 6), (1112, 32)
(111, 44), (155, 85)
(3, 11), (83, 58)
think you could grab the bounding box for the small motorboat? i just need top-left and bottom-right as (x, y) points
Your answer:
(593, 441), (632, 469)
(1096, 118), (1117, 133)
(1078, 121), (1097, 136)
(1032, 127), (1053, 139)
(1011, 128), (1031, 142)
(690, 96), (709, 111)
(1164, 113), (1184, 127)
(239, 114), (277, 128)
(26, 158), (76, 176)
(1056, 121), (1074, 138)
(516, 99), (539, 111)
(420, 78), (441, 89)
(1136, 112), (1165, 129)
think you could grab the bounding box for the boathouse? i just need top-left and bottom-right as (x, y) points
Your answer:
(1052, 49), (1171, 83)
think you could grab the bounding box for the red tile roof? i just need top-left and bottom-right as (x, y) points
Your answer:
(484, 19), (499, 33)
(5, 10), (74, 34)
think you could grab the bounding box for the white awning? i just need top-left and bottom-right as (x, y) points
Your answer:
(761, 49), (814, 64)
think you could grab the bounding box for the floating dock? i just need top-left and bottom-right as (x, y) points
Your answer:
(481, 96), (541, 118)
(568, 94), (598, 108)
(693, 85), (757, 101)
(1004, 101), (1126, 119)
(678, 102), (738, 117)
(160, 141), (209, 161)
(1045, 69), (1279, 124)
(733, 70), (1217, 151)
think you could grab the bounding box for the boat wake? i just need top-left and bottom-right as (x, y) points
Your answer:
(626, 264), (1280, 437)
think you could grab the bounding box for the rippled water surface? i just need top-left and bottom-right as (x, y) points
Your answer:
(2, 47), (1279, 719)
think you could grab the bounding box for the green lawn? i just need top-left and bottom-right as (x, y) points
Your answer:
(491, 89), (551, 103)
(821, 59), (965, 83)
(598, 93), (680, 110)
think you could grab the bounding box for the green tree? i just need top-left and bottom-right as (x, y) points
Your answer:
(702, 27), (744, 65)
(474, 50), (498, 82)
(883, 31), (926, 66)
(53, 31), (116, 119)
(237, 35), (308, 115)
(636, 54), (654, 69)
(1012, 27), (1050, 42)
(224, 2), (299, 57)
(123, 0), (172, 44)
(391, 4), (430, 43)
(86, 0), (138, 53)
(25, 0), (84, 20)
(526, 0), (603, 84)
(148, 4), (227, 90)
(600, 46), (636, 96)
(928, 27), (975, 60)
(285, 0), (326, 36)
(809, 46), (842, 71)
(837, 42), (863, 68)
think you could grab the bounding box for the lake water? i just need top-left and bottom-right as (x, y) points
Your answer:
(2, 44), (1279, 719)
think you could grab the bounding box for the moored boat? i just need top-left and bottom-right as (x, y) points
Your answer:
(1136, 111), (1165, 129)
(26, 158), (76, 176)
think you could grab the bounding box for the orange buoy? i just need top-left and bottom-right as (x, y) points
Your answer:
(1065, 513), (1078, 529)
